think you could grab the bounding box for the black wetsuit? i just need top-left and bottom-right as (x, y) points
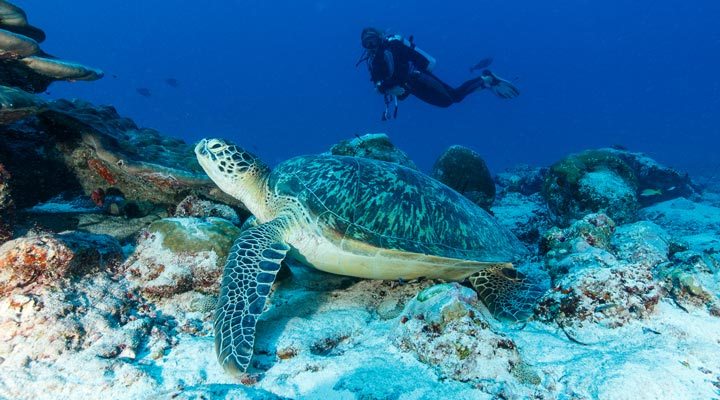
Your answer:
(367, 36), (487, 108)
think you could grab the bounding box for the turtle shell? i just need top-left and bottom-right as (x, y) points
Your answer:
(269, 155), (527, 262)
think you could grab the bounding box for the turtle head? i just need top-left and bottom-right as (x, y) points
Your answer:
(195, 138), (270, 213)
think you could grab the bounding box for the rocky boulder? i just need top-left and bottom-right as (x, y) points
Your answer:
(0, 230), (123, 294)
(124, 217), (241, 298)
(543, 148), (697, 225)
(0, 99), (246, 216)
(431, 145), (495, 210)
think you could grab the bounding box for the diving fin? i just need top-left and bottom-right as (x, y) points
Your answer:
(481, 70), (520, 99)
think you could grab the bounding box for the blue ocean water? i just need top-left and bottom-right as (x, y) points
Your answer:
(16, 0), (720, 175)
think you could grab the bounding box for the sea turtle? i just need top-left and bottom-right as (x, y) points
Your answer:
(195, 138), (539, 376)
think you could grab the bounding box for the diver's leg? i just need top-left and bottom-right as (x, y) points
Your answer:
(452, 76), (488, 102)
(406, 71), (455, 107)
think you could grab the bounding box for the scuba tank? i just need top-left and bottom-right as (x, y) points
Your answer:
(385, 34), (436, 72)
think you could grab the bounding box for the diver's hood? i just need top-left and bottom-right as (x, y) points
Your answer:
(361, 27), (383, 49)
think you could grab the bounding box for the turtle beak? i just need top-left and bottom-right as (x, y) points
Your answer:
(195, 139), (208, 157)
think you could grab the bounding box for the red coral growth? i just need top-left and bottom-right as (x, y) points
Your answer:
(0, 235), (74, 293)
(138, 172), (182, 190)
(0, 163), (11, 182)
(90, 188), (105, 207)
(87, 158), (117, 185)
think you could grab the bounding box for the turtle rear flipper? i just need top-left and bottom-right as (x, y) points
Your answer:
(214, 217), (291, 376)
(468, 265), (544, 321)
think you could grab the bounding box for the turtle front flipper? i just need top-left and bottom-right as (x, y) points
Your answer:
(214, 217), (291, 376)
(468, 264), (545, 322)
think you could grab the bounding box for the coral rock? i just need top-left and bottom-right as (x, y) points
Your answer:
(492, 192), (552, 245)
(496, 165), (548, 196)
(0, 231), (122, 293)
(174, 194), (241, 224)
(0, 162), (13, 242)
(543, 148), (696, 225)
(537, 265), (661, 329)
(395, 283), (531, 383)
(125, 217), (241, 297)
(540, 213), (618, 280)
(432, 145), (495, 210)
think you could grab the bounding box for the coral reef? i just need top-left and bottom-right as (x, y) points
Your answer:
(1, 115), (718, 399)
(174, 194), (241, 224)
(0, 1), (102, 93)
(0, 230), (123, 293)
(395, 284), (526, 382)
(0, 161), (12, 242)
(537, 218), (676, 330)
(0, 98), (245, 214)
(543, 148), (698, 225)
(543, 149), (639, 224)
(328, 133), (417, 169)
(431, 145), (496, 210)
(124, 217), (241, 298)
(495, 164), (548, 196)
(0, 85), (45, 124)
(492, 192), (552, 245)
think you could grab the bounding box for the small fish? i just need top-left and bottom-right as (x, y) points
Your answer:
(112, 74), (118, 78)
(642, 327), (661, 335)
(164, 78), (179, 88)
(640, 188), (662, 197)
(594, 303), (619, 313)
(469, 57), (493, 73)
(136, 87), (151, 97)
(611, 144), (628, 151)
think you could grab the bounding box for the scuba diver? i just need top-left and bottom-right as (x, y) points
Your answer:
(357, 27), (520, 120)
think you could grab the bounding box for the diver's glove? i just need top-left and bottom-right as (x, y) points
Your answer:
(481, 70), (519, 99)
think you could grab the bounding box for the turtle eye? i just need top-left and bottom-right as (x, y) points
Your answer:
(207, 139), (226, 152)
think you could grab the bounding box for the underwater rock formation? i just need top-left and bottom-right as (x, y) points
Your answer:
(495, 164), (548, 196)
(0, 98), (246, 221)
(0, 0), (45, 42)
(431, 145), (496, 210)
(0, 230), (123, 293)
(0, 85), (45, 124)
(491, 192), (552, 246)
(329, 133), (417, 169)
(395, 283), (540, 387)
(537, 216), (675, 329)
(0, 1), (103, 93)
(540, 213), (617, 280)
(0, 161), (12, 242)
(542, 148), (697, 226)
(174, 194), (240, 224)
(124, 217), (241, 298)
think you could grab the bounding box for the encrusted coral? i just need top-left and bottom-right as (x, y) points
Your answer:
(495, 165), (548, 196)
(0, 1), (102, 93)
(540, 213), (617, 280)
(431, 145), (496, 210)
(543, 149), (639, 225)
(0, 162), (13, 242)
(537, 220), (672, 328)
(543, 148), (698, 225)
(174, 194), (241, 224)
(124, 217), (240, 298)
(0, 231), (123, 294)
(395, 283), (536, 384)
